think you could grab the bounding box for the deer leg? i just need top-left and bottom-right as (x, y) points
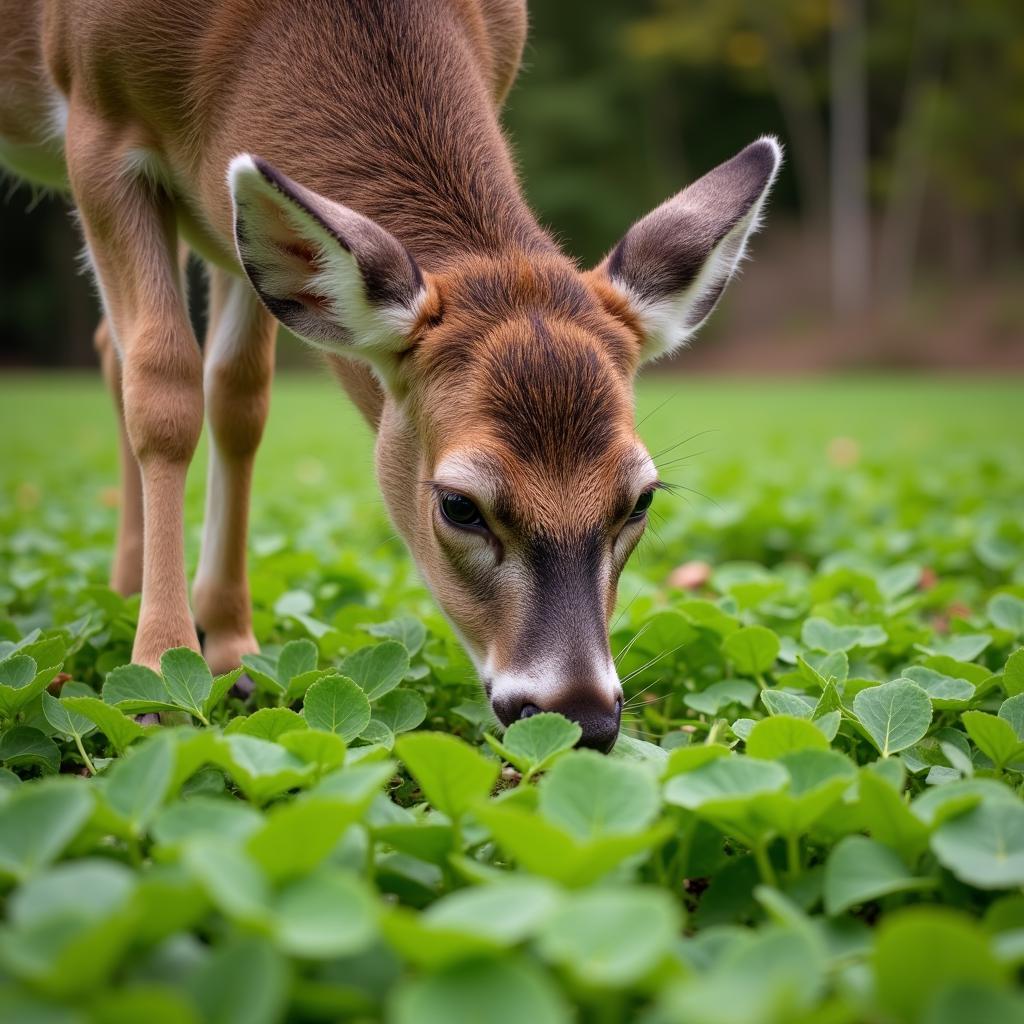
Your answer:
(192, 266), (276, 674)
(93, 316), (144, 596)
(66, 106), (203, 669)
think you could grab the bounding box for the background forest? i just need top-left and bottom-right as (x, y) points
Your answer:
(2, 0), (1022, 371)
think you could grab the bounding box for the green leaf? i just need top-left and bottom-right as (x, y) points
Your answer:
(214, 735), (316, 805)
(183, 837), (270, 924)
(187, 936), (289, 1024)
(477, 804), (669, 887)
(101, 733), (175, 833)
(391, 956), (570, 1024)
(9, 858), (135, 926)
(0, 726), (60, 773)
(302, 674), (371, 741)
(998, 693), (1024, 740)
(853, 680), (932, 756)
(1004, 648), (1024, 697)
(0, 654), (62, 718)
(341, 641), (409, 700)
(365, 615), (427, 656)
(989, 593), (1024, 635)
(60, 696), (146, 755)
(226, 707), (307, 741)
(247, 795), (365, 882)
(204, 669), (243, 717)
(103, 663), (180, 714)
(722, 625), (780, 675)
(802, 617), (887, 652)
(40, 692), (96, 741)
(152, 796), (263, 847)
(745, 715), (829, 758)
(931, 801), (1024, 889)
(536, 886), (681, 987)
(278, 729), (348, 772)
(372, 688), (427, 736)
(0, 780), (93, 881)
(856, 768), (929, 861)
(962, 711), (1024, 769)
(872, 908), (1007, 1023)
(824, 835), (935, 915)
(902, 666), (975, 706)
(917, 634), (992, 662)
(160, 648), (213, 720)
(683, 679), (757, 715)
(395, 731), (499, 819)
(273, 868), (377, 957)
(664, 756), (789, 811)
(486, 712), (581, 776)
(538, 750), (660, 839)
(277, 638), (319, 682)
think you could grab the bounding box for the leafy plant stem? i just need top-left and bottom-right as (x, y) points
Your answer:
(73, 732), (96, 775)
(753, 839), (779, 888)
(786, 832), (802, 880)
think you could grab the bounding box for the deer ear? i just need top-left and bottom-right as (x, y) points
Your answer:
(228, 154), (427, 368)
(597, 137), (782, 363)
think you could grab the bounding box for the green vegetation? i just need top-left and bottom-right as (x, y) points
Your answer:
(1, 375), (1023, 1023)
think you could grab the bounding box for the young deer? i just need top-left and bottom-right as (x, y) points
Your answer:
(1, 0), (780, 750)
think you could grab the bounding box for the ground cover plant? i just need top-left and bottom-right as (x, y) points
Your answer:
(1, 375), (1022, 1023)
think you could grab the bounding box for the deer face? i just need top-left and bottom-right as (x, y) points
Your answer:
(229, 137), (781, 750)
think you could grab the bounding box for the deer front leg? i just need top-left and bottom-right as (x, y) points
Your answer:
(192, 267), (276, 674)
(93, 316), (144, 596)
(66, 107), (203, 669)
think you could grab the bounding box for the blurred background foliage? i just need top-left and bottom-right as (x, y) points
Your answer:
(2, 0), (1022, 369)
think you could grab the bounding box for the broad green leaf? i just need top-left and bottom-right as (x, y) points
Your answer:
(917, 633), (992, 662)
(824, 835), (934, 915)
(302, 674), (371, 741)
(1004, 648), (1024, 697)
(872, 908), (1007, 1023)
(204, 668), (243, 717)
(371, 688), (427, 735)
(746, 715), (829, 758)
(0, 654), (61, 717)
(273, 868), (377, 957)
(391, 956), (570, 1024)
(160, 648), (213, 719)
(341, 641), (409, 700)
(998, 693), (1024, 739)
(60, 696), (146, 755)
(247, 795), (365, 882)
(0, 780), (93, 881)
(182, 838), (270, 925)
(931, 801), (1024, 889)
(722, 625), (779, 675)
(187, 936), (288, 1024)
(0, 726), (60, 774)
(152, 796), (263, 847)
(103, 663), (179, 714)
(225, 707), (307, 741)
(988, 593), (1024, 635)
(486, 712), (581, 776)
(538, 750), (659, 839)
(477, 804), (669, 887)
(802, 617), (886, 652)
(277, 639), (319, 682)
(760, 689), (815, 718)
(215, 734), (317, 804)
(664, 756), (788, 811)
(101, 733), (175, 833)
(278, 729), (347, 772)
(853, 680), (932, 756)
(240, 651), (285, 695)
(901, 666), (974, 707)
(684, 679), (757, 715)
(365, 615), (427, 656)
(40, 692), (96, 741)
(962, 711), (1024, 769)
(856, 768), (929, 861)
(9, 858), (135, 926)
(395, 731), (499, 819)
(536, 886), (681, 987)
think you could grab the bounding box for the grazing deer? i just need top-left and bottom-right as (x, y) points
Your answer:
(0, 0), (780, 750)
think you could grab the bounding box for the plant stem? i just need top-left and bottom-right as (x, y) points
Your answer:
(753, 840), (779, 888)
(73, 732), (96, 775)
(786, 832), (802, 879)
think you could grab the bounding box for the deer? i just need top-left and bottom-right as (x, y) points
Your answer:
(0, 0), (780, 751)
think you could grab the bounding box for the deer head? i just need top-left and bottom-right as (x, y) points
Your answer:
(229, 137), (781, 750)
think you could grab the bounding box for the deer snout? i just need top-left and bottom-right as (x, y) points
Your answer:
(492, 686), (623, 753)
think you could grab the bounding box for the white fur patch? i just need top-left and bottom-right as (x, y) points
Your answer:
(484, 651), (622, 708)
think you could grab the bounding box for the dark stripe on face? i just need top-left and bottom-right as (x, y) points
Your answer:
(513, 527), (609, 671)
(480, 319), (619, 468)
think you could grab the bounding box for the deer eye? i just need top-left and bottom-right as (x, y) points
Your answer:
(629, 490), (654, 520)
(440, 492), (485, 528)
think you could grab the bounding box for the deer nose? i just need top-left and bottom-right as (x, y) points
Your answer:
(502, 696), (622, 753)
